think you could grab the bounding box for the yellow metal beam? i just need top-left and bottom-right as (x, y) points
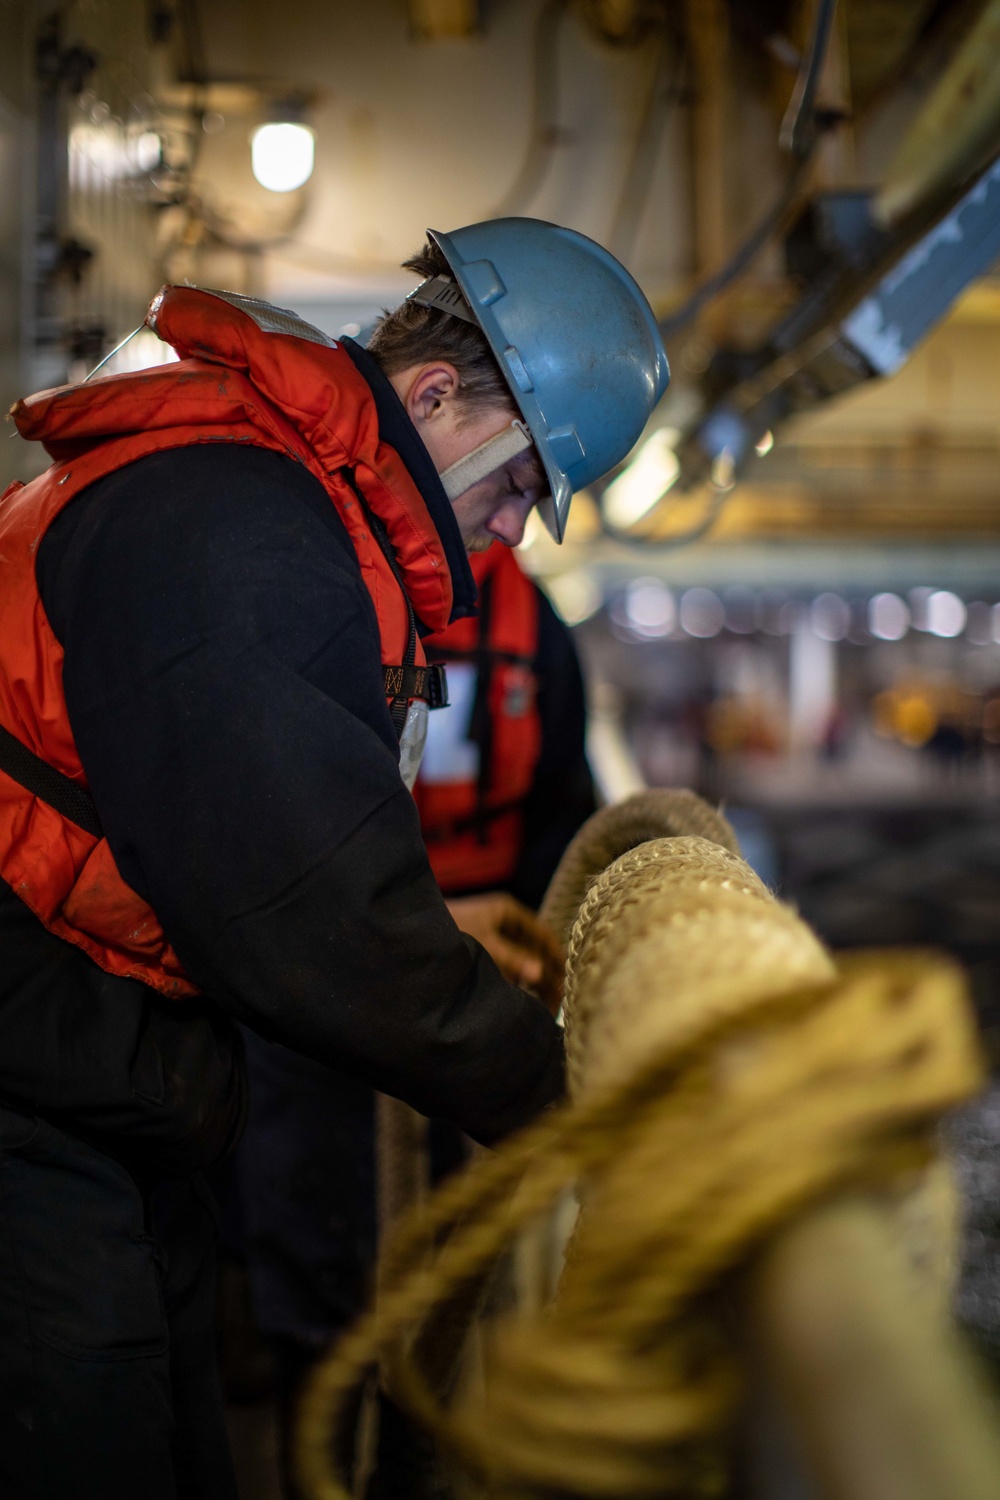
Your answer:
(876, 0), (1000, 226)
(583, 0), (643, 44)
(408, 0), (479, 40)
(683, 0), (729, 279)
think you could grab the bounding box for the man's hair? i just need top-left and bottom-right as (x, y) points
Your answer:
(367, 241), (515, 419)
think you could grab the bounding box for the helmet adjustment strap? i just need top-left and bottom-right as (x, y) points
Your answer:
(439, 420), (533, 501)
(406, 274), (537, 499)
(407, 274), (480, 326)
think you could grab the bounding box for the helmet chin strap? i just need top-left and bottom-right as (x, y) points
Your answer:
(439, 419), (534, 501)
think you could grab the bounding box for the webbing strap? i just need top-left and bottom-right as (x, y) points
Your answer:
(383, 663), (449, 709)
(343, 470), (452, 732)
(439, 421), (533, 501)
(0, 722), (103, 838)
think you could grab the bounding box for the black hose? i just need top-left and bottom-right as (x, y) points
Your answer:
(780, 0), (839, 160)
(659, 153), (812, 338)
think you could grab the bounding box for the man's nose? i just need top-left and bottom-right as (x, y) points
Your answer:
(486, 496), (534, 547)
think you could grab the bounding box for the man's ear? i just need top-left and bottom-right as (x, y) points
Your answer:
(404, 363), (462, 427)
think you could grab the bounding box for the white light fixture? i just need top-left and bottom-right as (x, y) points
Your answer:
(603, 428), (680, 530)
(755, 429), (774, 457)
(251, 121), (315, 193)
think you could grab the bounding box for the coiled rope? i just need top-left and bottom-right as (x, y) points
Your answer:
(296, 791), (986, 1499)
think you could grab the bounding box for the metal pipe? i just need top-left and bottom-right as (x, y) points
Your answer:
(746, 1193), (1000, 1500)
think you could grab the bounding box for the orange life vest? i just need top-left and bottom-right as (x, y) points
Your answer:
(414, 544), (541, 894)
(0, 287), (456, 998)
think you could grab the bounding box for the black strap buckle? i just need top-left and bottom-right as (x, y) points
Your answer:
(382, 663), (450, 710)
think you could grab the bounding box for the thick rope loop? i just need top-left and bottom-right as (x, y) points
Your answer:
(296, 791), (984, 1500)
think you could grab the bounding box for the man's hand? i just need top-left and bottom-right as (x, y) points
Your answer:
(445, 892), (564, 1014)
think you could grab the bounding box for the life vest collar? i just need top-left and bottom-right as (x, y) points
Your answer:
(12, 284), (465, 634)
(340, 338), (477, 625)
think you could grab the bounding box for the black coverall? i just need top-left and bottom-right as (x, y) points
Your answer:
(229, 585), (594, 1495)
(0, 343), (565, 1500)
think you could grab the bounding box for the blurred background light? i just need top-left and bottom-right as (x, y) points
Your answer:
(517, 510), (544, 552)
(723, 586), (757, 635)
(810, 592), (850, 642)
(759, 591), (789, 636)
(135, 130), (162, 171)
(547, 569), (602, 626)
(965, 601), (992, 645)
(680, 587), (724, 638)
(926, 589), (967, 638)
(709, 450), (735, 491)
(909, 586), (935, 631)
(869, 592), (910, 641)
(624, 577), (676, 638)
(251, 122), (315, 192)
(602, 428), (679, 530)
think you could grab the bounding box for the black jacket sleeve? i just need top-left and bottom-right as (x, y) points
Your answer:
(508, 589), (597, 911)
(37, 444), (564, 1145)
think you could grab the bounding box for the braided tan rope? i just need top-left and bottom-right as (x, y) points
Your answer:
(540, 788), (741, 945)
(296, 791), (984, 1500)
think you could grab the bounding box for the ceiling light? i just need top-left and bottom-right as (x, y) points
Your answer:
(251, 122), (315, 193)
(603, 428), (680, 530)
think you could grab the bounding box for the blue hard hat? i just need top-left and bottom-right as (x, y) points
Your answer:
(427, 218), (670, 542)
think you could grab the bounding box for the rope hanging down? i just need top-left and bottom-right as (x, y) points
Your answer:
(295, 790), (990, 1500)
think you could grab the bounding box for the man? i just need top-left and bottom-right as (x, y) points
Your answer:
(231, 539), (595, 1495)
(0, 217), (668, 1499)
